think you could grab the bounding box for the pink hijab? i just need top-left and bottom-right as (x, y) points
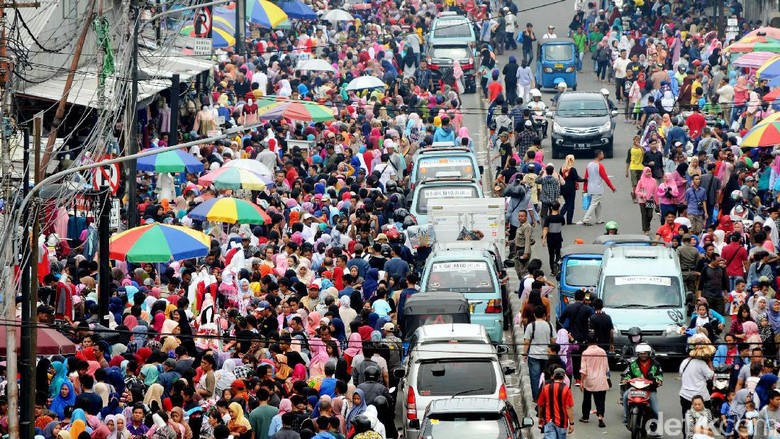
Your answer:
(275, 254), (289, 277)
(306, 311), (322, 337)
(345, 332), (363, 357)
(152, 313), (165, 333)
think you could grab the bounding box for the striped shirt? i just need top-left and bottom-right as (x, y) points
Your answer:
(537, 381), (574, 428)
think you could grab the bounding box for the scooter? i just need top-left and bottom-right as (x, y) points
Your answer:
(531, 114), (547, 139)
(710, 364), (733, 425)
(625, 377), (655, 439)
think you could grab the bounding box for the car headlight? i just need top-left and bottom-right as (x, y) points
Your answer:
(553, 122), (563, 134)
(666, 324), (682, 336)
(565, 66), (575, 72)
(543, 67), (553, 73)
(599, 120), (611, 133)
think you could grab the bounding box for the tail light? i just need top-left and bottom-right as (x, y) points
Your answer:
(407, 387), (418, 420)
(498, 384), (507, 400)
(461, 63), (474, 70)
(485, 299), (502, 313)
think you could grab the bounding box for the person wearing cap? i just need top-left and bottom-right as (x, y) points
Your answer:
(301, 284), (322, 313)
(536, 367), (575, 438)
(258, 300), (279, 338)
(379, 322), (403, 387)
(542, 25), (557, 39)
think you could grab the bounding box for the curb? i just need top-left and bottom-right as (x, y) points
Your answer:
(509, 296), (543, 439)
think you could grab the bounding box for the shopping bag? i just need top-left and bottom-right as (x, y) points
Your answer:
(582, 193), (591, 211)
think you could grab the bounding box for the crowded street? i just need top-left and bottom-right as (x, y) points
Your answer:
(0, 0), (780, 438)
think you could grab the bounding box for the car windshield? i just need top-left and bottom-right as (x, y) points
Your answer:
(422, 414), (508, 439)
(602, 276), (683, 308)
(564, 259), (602, 287)
(417, 359), (497, 396)
(431, 46), (470, 61)
(416, 157), (475, 181)
(557, 98), (609, 117)
(427, 261), (495, 293)
(544, 44), (574, 61)
(433, 20), (472, 38)
(416, 185), (479, 214)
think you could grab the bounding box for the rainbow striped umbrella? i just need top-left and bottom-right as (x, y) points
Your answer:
(246, 0), (287, 28)
(188, 197), (272, 224)
(758, 56), (780, 80)
(137, 149), (204, 173)
(255, 96), (335, 122)
(109, 224), (211, 262)
(741, 120), (780, 147)
(180, 6), (240, 48)
(198, 167), (267, 190)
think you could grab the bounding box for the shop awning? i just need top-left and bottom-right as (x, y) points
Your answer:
(18, 48), (215, 110)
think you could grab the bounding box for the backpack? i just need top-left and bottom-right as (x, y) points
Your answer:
(504, 181), (527, 200)
(530, 320), (554, 341)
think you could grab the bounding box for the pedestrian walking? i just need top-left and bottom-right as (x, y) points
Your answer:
(537, 368), (575, 439)
(579, 337), (609, 428)
(524, 306), (556, 400)
(625, 136), (645, 203)
(539, 164), (562, 220)
(559, 289), (593, 385)
(685, 174), (709, 235)
(558, 158), (582, 225)
(514, 210), (534, 277)
(542, 201), (564, 275)
(581, 150), (616, 226)
(634, 167), (659, 235)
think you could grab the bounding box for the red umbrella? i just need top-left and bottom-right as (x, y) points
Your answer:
(0, 325), (76, 356)
(764, 88), (780, 102)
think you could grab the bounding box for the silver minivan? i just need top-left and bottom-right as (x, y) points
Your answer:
(397, 329), (515, 439)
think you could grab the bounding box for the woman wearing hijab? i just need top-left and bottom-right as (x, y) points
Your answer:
(70, 409), (93, 436)
(49, 381), (76, 420)
(49, 360), (70, 399)
(308, 337), (329, 378)
(227, 402), (252, 437)
(268, 399), (293, 437)
(363, 269), (379, 300)
(172, 308), (196, 356)
(329, 318), (347, 344)
(339, 296), (358, 331)
(144, 383), (164, 412)
(169, 407), (193, 439)
(346, 389), (368, 431)
(44, 421), (61, 439)
(755, 373), (779, 409)
(657, 173), (680, 219)
(635, 167), (659, 235)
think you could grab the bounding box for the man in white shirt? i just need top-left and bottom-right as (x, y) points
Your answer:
(257, 143), (278, 172)
(251, 67), (268, 96)
(612, 49), (630, 102)
(542, 25), (557, 39)
(765, 208), (779, 249)
(373, 154), (397, 187)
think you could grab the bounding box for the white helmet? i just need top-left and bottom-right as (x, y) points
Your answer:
(600, 88), (610, 97)
(530, 88), (542, 98)
(635, 343), (652, 354)
(557, 82), (567, 90)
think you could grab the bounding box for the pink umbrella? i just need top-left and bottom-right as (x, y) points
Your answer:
(732, 51), (779, 69)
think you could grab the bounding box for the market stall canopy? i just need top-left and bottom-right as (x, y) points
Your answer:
(255, 96), (335, 121)
(757, 56), (780, 80)
(732, 52), (778, 69)
(0, 325), (76, 356)
(743, 27), (780, 40)
(198, 167), (268, 190)
(278, 0), (317, 20)
(725, 35), (780, 53)
(109, 224), (211, 262)
(741, 119), (780, 148)
(137, 148), (205, 173)
(247, 0), (288, 28)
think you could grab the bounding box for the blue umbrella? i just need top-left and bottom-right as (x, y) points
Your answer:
(137, 149), (204, 173)
(277, 0), (317, 20)
(770, 76), (780, 87)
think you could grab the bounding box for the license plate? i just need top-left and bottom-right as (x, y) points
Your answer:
(574, 143), (589, 149)
(629, 390), (649, 398)
(554, 63), (563, 68)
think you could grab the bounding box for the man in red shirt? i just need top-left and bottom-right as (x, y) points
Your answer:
(537, 368), (575, 438)
(686, 106), (706, 141)
(720, 233), (749, 290)
(655, 211), (680, 243)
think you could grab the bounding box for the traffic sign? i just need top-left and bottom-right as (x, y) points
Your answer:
(93, 155), (121, 195)
(193, 7), (213, 38)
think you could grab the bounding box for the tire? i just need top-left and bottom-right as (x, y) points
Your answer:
(629, 409), (642, 439)
(572, 84), (577, 91)
(552, 146), (562, 159)
(604, 140), (614, 158)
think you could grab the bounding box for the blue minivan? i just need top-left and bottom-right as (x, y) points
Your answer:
(420, 247), (504, 342)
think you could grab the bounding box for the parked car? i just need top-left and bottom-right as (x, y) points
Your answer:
(550, 91), (617, 159)
(419, 398), (533, 439)
(410, 178), (483, 225)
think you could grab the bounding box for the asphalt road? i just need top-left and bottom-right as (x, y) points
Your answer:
(455, 1), (687, 437)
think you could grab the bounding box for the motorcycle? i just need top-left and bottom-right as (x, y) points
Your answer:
(531, 114), (547, 139)
(625, 377), (655, 439)
(710, 364), (733, 425)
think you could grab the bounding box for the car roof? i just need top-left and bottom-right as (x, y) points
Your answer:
(539, 37), (576, 45)
(593, 234), (651, 245)
(427, 397), (506, 414)
(413, 342), (499, 359)
(405, 291), (470, 305)
(561, 244), (606, 257)
(413, 323), (490, 341)
(434, 241), (498, 255)
(429, 248), (492, 260)
(559, 91), (606, 101)
(416, 178), (479, 186)
(602, 245), (680, 274)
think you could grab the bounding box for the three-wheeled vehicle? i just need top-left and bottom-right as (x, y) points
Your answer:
(556, 244), (605, 317)
(535, 38), (578, 90)
(402, 291), (471, 355)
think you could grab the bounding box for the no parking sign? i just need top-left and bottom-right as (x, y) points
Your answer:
(92, 155), (121, 195)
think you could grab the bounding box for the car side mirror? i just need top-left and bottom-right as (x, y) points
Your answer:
(545, 110), (553, 119)
(393, 369), (406, 379)
(502, 366), (516, 375)
(521, 417), (535, 428)
(503, 259), (515, 268)
(610, 110), (618, 117)
(685, 292), (696, 306)
(496, 344), (510, 355)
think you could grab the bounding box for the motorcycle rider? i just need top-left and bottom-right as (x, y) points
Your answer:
(621, 343), (663, 426)
(356, 365), (393, 407)
(527, 89), (548, 138)
(552, 81), (567, 108)
(605, 221), (619, 235)
(601, 88), (617, 112)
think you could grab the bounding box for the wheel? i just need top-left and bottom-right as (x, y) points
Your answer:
(552, 146), (562, 159)
(604, 141), (614, 158)
(629, 410), (642, 439)
(572, 84), (577, 91)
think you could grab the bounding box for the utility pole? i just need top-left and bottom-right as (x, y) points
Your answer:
(18, 127), (34, 439)
(235, 0), (243, 55)
(126, 3), (140, 229)
(98, 187), (111, 328)
(170, 73), (179, 146)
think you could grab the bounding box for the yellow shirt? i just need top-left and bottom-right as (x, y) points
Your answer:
(628, 146), (645, 171)
(691, 79), (702, 105)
